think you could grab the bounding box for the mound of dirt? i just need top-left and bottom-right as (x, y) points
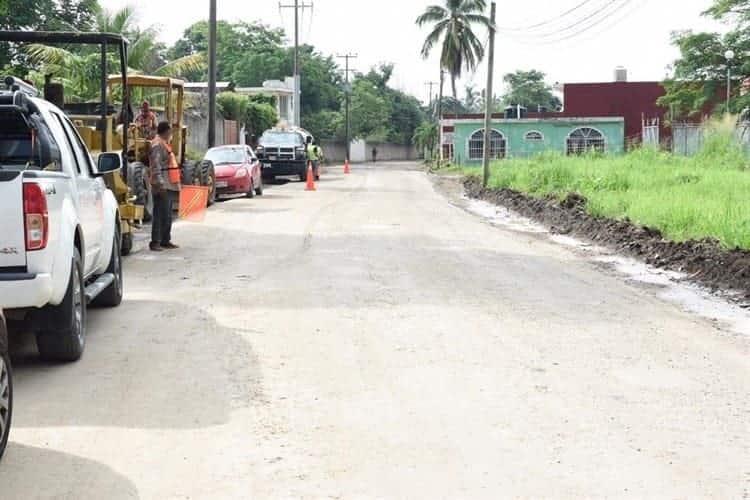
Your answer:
(464, 177), (750, 301)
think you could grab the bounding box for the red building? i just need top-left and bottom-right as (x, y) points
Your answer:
(561, 81), (668, 142)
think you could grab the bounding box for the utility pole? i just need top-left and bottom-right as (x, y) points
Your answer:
(208, 0), (217, 147)
(425, 81), (438, 117)
(337, 53), (357, 162)
(482, 1), (497, 187)
(280, 1), (313, 127)
(437, 69), (444, 165)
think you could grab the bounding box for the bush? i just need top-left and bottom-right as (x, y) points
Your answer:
(217, 92), (278, 136)
(245, 102), (278, 136)
(216, 92), (248, 121)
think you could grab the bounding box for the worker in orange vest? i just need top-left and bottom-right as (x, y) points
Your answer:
(149, 121), (181, 251)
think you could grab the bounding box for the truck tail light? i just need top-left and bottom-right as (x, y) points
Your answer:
(23, 183), (49, 251)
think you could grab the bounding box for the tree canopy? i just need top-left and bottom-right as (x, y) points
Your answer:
(502, 70), (562, 111)
(660, 0), (750, 117)
(0, 1), (425, 145)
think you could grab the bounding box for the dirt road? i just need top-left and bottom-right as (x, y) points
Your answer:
(2, 163), (748, 498)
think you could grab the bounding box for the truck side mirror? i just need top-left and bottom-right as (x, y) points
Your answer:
(96, 152), (123, 175)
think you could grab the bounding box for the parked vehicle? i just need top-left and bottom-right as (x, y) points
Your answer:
(256, 128), (313, 182)
(108, 75), (217, 212)
(206, 145), (263, 198)
(0, 31), (143, 256)
(0, 309), (11, 461)
(0, 77), (124, 362)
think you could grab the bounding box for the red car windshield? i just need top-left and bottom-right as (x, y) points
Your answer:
(206, 148), (245, 165)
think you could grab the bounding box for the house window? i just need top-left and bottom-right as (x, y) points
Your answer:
(524, 130), (544, 142)
(468, 129), (506, 160)
(567, 127), (605, 155)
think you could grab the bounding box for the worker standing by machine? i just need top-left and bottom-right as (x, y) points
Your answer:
(149, 122), (181, 251)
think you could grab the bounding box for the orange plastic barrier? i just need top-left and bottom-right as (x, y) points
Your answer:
(179, 185), (209, 222)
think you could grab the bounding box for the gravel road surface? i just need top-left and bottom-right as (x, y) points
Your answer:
(2, 163), (748, 499)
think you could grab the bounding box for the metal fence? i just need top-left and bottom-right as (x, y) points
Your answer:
(672, 119), (750, 156)
(672, 123), (704, 156)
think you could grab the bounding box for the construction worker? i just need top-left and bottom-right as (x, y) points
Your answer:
(149, 121), (181, 252)
(136, 100), (157, 139)
(306, 137), (323, 181)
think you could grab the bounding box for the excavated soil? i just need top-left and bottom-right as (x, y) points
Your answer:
(464, 177), (750, 302)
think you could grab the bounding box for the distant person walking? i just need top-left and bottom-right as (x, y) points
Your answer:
(372, 146), (378, 163)
(149, 121), (181, 252)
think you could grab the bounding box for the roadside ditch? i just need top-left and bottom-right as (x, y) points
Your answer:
(462, 176), (750, 303)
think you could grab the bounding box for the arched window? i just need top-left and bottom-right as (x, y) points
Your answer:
(567, 127), (605, 155)
(524, 130), (544, 142)
(468, 129), (506, 160)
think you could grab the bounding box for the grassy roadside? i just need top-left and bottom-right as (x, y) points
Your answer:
(457, 125), (750, 250)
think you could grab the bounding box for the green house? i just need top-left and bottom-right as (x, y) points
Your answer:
(445, 117), (625, 164)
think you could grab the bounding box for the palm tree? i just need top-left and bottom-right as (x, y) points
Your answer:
(26, 6), (205, 100)
(413, 121), (439, 160)
(416, 0), (491, 100)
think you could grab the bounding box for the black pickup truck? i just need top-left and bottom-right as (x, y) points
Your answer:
(256, 129), (310, 182)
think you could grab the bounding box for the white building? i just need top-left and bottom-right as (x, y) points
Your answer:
(184, 77), (296, 126)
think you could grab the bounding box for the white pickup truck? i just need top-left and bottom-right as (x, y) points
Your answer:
(0, 78), (124, 362)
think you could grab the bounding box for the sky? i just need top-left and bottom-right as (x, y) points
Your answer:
(99, 0), (725, 103)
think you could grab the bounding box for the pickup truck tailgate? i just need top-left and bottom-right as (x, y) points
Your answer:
(0, 171), (26, 267)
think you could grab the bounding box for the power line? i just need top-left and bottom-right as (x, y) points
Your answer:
(505, 0), (625, 40)
(496, 0), (597, 32)
(527, 0), (637, 45)
(551, 0), (646, 46)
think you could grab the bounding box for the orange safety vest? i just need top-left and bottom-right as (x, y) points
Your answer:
(151, 136), (181, 184)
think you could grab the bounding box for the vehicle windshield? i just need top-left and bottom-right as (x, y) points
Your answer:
(205, 147), (245, 165)
(261, 132), (303, 146)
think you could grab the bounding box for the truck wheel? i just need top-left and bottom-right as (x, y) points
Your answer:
(255, 176), (264, 196)
(0, 349), (12, 461)
(181, 160), (198, 186)
(36, 248), (86, 362)
(121, 232), (133, 256)
(128, 162), (152, 222)
(200, 160), (216, 206)
(92, 229), (123, 307)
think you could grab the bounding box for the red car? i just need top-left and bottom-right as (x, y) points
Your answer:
(205, 145), (264, 199)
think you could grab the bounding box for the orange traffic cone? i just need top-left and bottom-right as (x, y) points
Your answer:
(305, 161), (316, 191)
(344, 158), (351, 174)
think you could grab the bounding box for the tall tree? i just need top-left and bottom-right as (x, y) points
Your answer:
(502, 70), (562, 111)
(416, 0), (491, 100)
(168, 20), (286, 83)
(25, 6), (205, 101)
(463, 84), (481, 112)
(704, 0), (750, 23)
(52, 0), (99, 30)
(660, 0), (750, 117)
(0, 0), (98, 69)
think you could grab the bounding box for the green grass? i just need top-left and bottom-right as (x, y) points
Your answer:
(460, 122), (750, 249)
